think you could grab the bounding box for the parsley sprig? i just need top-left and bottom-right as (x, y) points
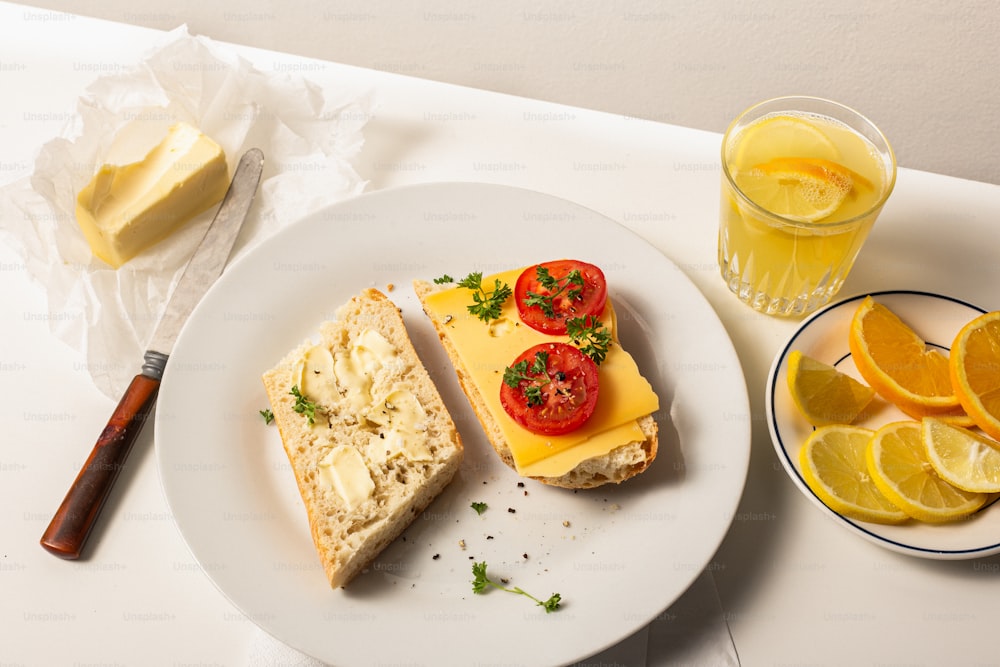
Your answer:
(566, 315), (613, 365)
(438, 272), (512, 323)
(470, 501), (488, 515)
(471, 561), (562, 613)
(525, 267), (584, 318)
(289, 385), (318, 425)
(502, 351), (552, 407)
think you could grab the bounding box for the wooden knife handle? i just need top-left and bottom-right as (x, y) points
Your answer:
(40, 371), (161, 559)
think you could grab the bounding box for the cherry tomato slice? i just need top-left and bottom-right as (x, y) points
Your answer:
(500, 342), (600, 436)
(515, 260), (608, 335)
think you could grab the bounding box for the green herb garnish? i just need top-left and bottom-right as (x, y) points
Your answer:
(434, 274), (455, 284)
(471, 561), (562, 613)
(289, 385), (318, 425)
(259, 408), (274, 425)
(566, 315), (613, 365)
(456, 272), (512, 323)
(502, 351), (551, 407)
(524, 266), (584, 318)
(471, 501), (488, 515)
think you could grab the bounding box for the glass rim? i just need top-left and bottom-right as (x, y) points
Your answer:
(721, 95), (897, 230)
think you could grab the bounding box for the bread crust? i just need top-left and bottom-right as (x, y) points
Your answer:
(262, 288), (463, 587)
(414, 280), (657, 489)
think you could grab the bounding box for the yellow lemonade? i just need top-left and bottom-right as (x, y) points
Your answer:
(719, 98), (895, 316)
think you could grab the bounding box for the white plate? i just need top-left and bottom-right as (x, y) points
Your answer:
(766, 290), (1000, 560)
(155, 182), (750, 666)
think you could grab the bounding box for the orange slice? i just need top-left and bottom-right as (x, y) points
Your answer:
(848, 296), (962, 419)
(949, 311), (1000, 440)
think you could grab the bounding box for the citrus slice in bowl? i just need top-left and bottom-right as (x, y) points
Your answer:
(849, 296), (962, 418)
(866, 420), (986, 523)
(949, 310), (1000, 441)
(786, 350), (875, 426)
(798, 424), (907, 524)
(922, 417), (1000, 493)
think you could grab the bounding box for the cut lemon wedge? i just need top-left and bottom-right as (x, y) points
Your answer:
(799, 425), (907, 524)
(734, 157), (859, 222)
(949, 311), (1000, 441)
(866, 421), (986, 523)
(786, 350), (875, 426)
(734, 115), (839, 167)
(922, 417), (1000, 493)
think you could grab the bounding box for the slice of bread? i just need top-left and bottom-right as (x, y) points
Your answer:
(262, 288), (463, 588)
(414, 279), (657, 490)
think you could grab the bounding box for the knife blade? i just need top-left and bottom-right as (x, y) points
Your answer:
(40, 147), (265, 559)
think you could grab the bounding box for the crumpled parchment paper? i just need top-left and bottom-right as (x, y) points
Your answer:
(0, 25), (370, 399)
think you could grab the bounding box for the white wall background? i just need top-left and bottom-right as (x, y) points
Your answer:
(28, 0), (1000, 184)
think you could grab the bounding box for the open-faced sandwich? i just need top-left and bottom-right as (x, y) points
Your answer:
(415, 259), (659, 489)
(262, 288), (463, 588)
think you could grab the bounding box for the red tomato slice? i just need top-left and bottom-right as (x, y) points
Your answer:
(515, 260), (608, 334)
(500, 342), (600, 436)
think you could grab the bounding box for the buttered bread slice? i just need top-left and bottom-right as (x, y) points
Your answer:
(262, 288), (463, 588)
(415, 266), (659, 489)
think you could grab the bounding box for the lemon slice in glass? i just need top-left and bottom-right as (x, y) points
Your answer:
(735, 157), (861, 222)
(734, 115), (839, 167)
(798, 425), (907, 524)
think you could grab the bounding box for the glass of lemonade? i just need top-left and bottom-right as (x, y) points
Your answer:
(718, 96), (896, 317)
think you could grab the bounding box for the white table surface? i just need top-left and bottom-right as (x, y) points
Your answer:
(4, 3), (1000, 666)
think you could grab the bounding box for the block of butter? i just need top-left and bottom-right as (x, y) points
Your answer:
(75, 122), (229, 268)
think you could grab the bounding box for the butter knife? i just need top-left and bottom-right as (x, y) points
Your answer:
(40, 147), (265, 559)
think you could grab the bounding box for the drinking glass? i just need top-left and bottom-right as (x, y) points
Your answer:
(718, 96), (896, 317)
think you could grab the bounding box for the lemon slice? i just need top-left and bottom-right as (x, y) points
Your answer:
(734, 115), (839, 167)
(734, 157), (857, 222)
(786, 350), (875, 426)
(866, 421), (986, 522)
(923, 417), (1000, 493)
(798, 425), (907, 524)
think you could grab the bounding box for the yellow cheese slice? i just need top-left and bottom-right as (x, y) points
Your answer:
(422, 267), (659, 477)
(75, 122), (229, 268)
